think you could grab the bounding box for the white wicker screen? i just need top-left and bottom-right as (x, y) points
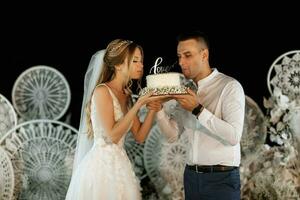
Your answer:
(124, 133), (146, 180)
(0, 146), (14, 200)
(0, 120), (78, 200)
(144, 124), (188, 199)
(0, 94), (17, 140)
(143, 125), (166, 195)
(124, 103), (148, 180)
(12, 66), (71, 120)
(267, 50), (300, 103)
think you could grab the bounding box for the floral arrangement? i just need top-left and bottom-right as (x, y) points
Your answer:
(241, 83), (300, 199)
(241, 144), (299, 199)
(263, 87), (298, 146)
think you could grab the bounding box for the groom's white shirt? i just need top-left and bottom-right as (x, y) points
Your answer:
(156, 69), (245, 167)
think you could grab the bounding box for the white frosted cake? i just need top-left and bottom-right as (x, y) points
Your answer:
(146, 72), (181, 88)
(140, 72), (187, 96)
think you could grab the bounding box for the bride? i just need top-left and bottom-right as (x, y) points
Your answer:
(66, 39), (164, 199)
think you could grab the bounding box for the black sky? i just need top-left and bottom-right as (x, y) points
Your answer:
(1, 6), (299, 129)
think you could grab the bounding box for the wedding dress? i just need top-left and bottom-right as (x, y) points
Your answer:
(65, 84), (141, 200)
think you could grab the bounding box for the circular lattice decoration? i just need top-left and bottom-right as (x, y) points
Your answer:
(159, 134), (188, 176)
(267, 50), (300, 102)
(144, 124), (188, 199)
(124, 104), (148, 180)
(124, 132), (146, 180)
(158, 134), (188, 199)
(12, 65), (71, 120)
(0, 146), (14, 200)
(241, 96), (267, 165)
(0, 120), (78, 200)
(143, 125), (165, 192)
(0, 94), (17, 140)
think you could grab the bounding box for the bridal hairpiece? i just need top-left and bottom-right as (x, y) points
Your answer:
(109, 40), (133, 53)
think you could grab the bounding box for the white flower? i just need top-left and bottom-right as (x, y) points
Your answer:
(264, 144), (271, 150)
(274, 135), (284, 145)
(276, 122), (285, 131)
(270, 107), (283, 124)
(273, 87), (290, 110)
(162, 183), (172, 194)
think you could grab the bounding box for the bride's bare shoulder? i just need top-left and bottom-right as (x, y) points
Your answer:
(93, 84), (112, 102)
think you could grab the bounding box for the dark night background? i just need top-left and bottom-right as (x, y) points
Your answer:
(1, 6), (299, 130)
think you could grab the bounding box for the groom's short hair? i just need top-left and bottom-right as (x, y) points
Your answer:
(177, 30), (210, 50)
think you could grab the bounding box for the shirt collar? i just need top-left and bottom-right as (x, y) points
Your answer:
(196, 68), (219, 87)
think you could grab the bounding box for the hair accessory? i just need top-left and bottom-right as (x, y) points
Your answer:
(109, 40), (133, 53)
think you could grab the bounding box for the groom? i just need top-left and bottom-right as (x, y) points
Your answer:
(155, 30), (245, 200)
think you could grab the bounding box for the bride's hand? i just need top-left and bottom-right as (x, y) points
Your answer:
(136, 92), (154, 107)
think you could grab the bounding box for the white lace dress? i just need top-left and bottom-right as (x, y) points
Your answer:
(65, 85), (141, 200)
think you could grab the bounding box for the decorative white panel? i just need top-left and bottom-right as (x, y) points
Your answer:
(124, 104), (147, 180)
(0, 94), (17, 140)
(0, 146), (14, 200)
(12, 66), (71, 120)
(144, 124), (188, 199)
(241, 96), (267, 165)
(267, 50), (300, 103)
(0, 120), (78, 200)
(125, 132), (146, 180)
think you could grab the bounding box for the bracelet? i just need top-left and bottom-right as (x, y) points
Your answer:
(192, 104), (203, 116)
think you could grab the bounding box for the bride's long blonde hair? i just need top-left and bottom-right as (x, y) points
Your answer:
(86, 39), (143, 138)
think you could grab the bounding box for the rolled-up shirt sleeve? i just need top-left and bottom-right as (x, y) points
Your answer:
(197, 81), (245, 146)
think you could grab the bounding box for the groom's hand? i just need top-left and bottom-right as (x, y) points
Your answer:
(146, 101), (162, 112)
(172, 89), (199, 111)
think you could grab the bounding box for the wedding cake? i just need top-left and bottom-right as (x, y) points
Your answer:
(139, 57), (188, 96)
(147, 72), (181, 88)
(140, 72), (188, 96)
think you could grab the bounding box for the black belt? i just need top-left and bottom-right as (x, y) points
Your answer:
(187, 165), (238, 173)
